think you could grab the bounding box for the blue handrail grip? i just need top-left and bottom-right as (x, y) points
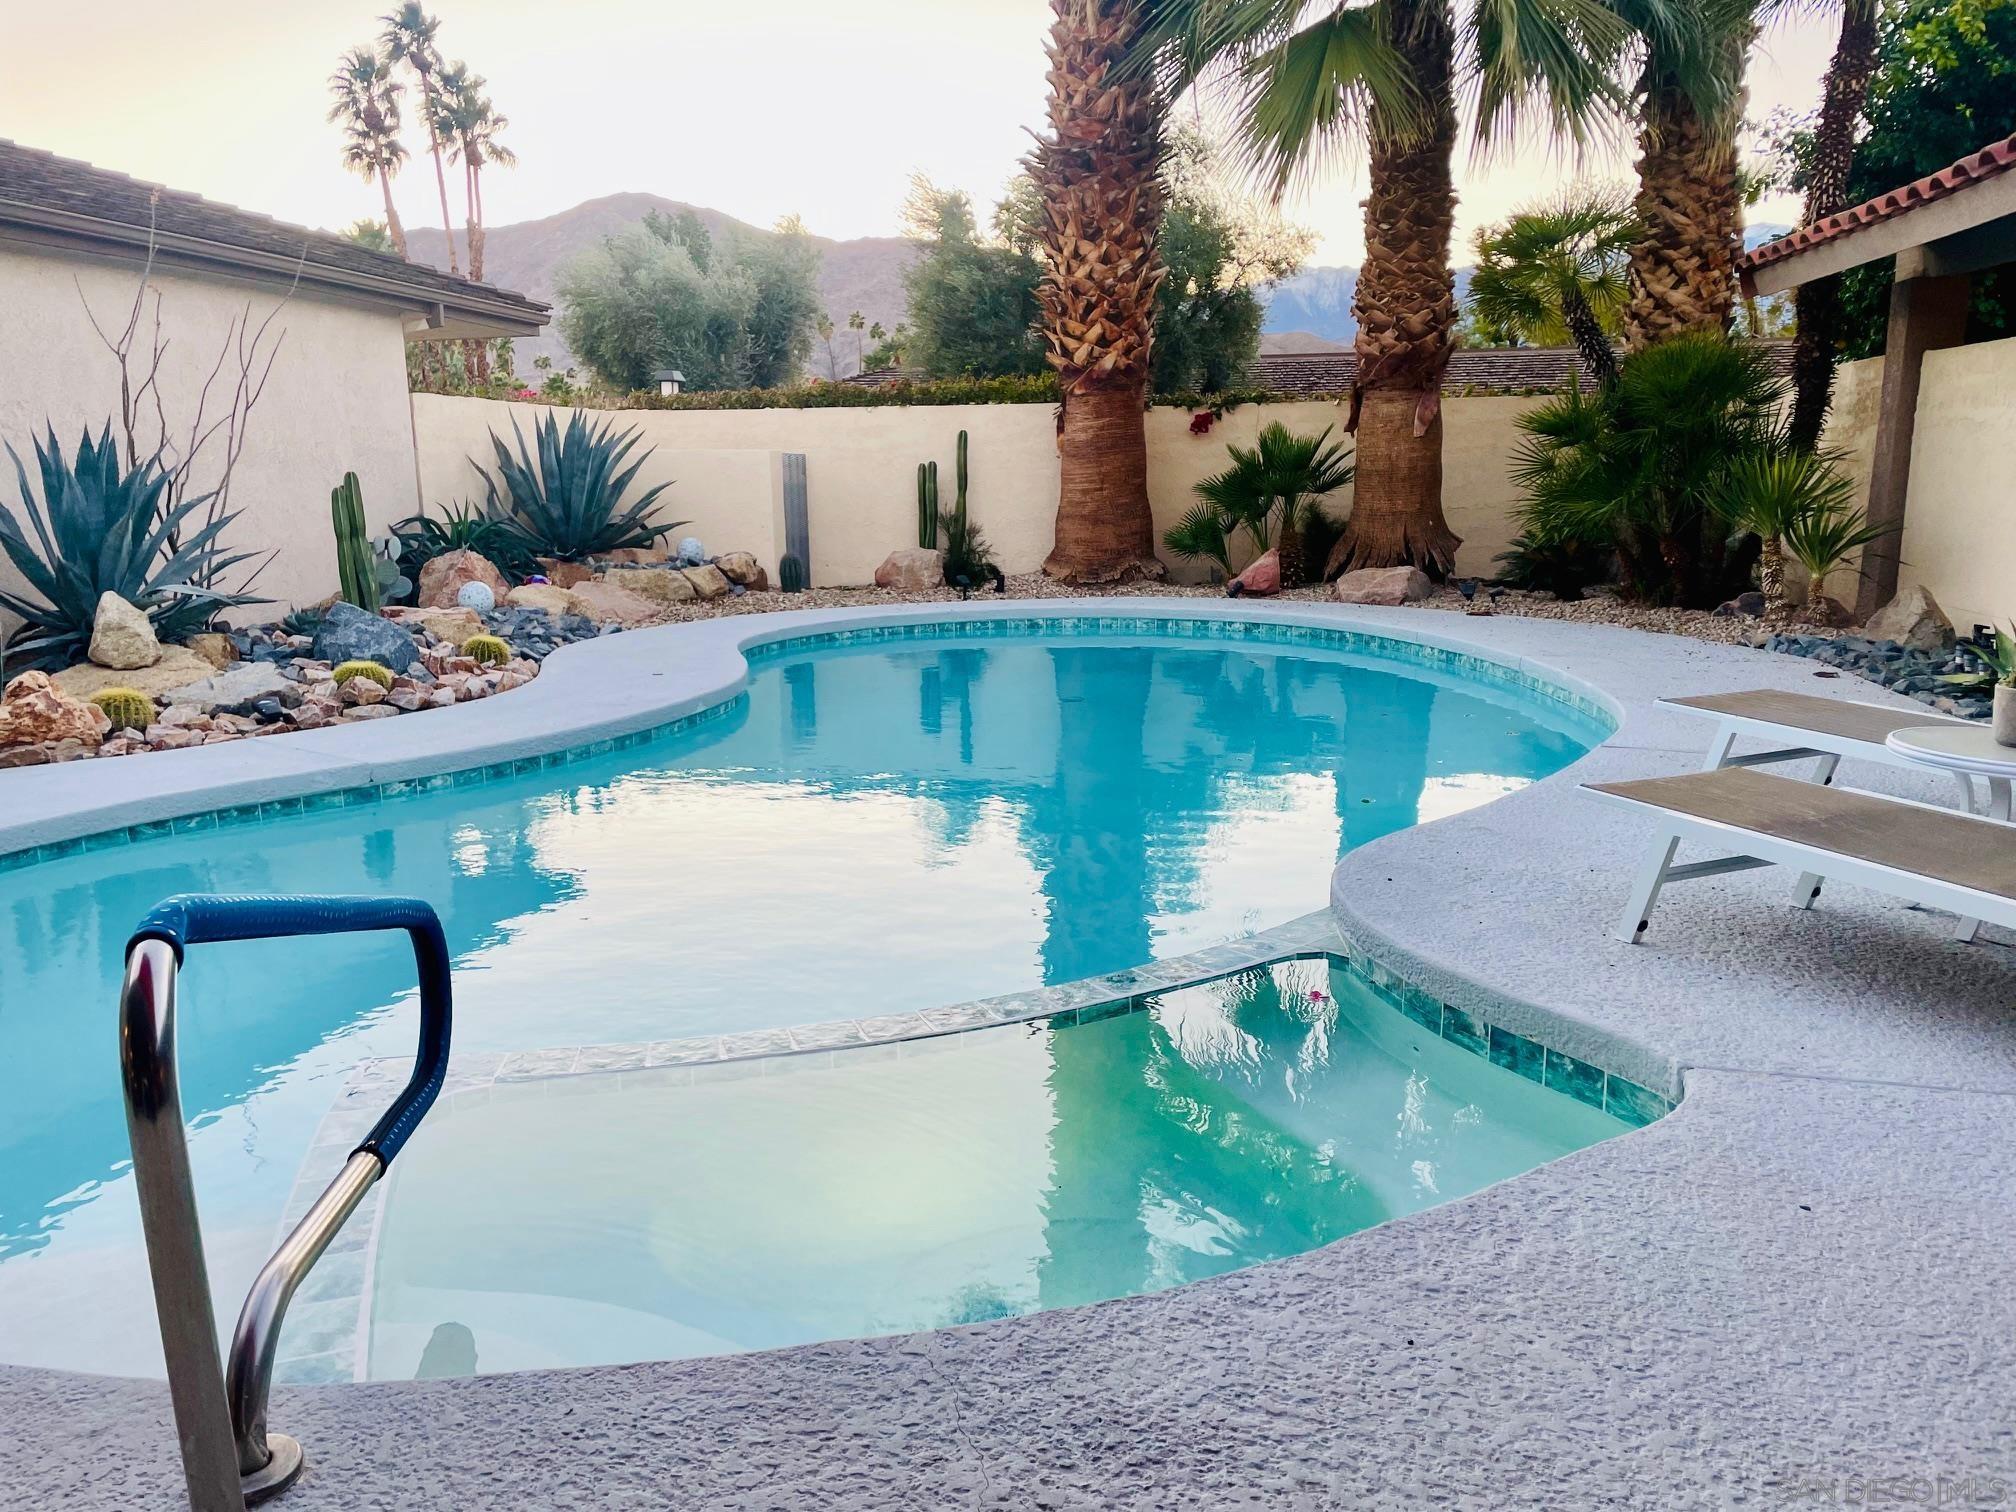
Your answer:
(127, 892), (453, 1167)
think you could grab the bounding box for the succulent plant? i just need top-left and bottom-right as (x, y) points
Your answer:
(778, 553), (807, 593)
(88, 687), (153, 731)
(917, 462), (938, 549)
(330, 659), (395, 689)
(478, 410), (686, 562)
(331, 472), (380, 612)
(463, 633), (511, 667)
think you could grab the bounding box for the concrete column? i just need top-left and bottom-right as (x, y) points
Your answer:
(1857, 269), (1971, 620)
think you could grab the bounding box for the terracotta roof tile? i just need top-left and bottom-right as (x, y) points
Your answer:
(1739, 132), (2016, 275)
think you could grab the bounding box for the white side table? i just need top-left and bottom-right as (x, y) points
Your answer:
(1885, 723), (2015, 942)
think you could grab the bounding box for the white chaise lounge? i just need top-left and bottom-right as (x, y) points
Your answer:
(1586, 765), (2016, 944)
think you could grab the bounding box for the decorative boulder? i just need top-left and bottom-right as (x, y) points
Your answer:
(54, 646), (215, 700)
(182, 632), (238, 670)
(0, 671), (108, 749)
(505, 585), (581, 617)
(1227, 550), (1281, 598)
(568, 580), (661, 625)
(596, 544), (671, 567)
(170, 662), (299, 716)
(874, 548), (945, 592)
(418, 549), (509, 610)
(456, 580), (496, 613)
(311, 602), (421, 672)
(1864, 583), (1953, 651)
(88, 593), (162, 671)
(674, 536), (707, 567)
(388, 607), (487, 648)
(715, 552), (764, 587)
(1713, 591), (1767, 619)
(535, 558), (596, 589)
(610, 567), (697, 604)
(680, 564), (732, 600)
(1333, 566), (1433, 606)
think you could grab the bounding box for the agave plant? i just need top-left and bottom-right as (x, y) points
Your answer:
(391, 498), (538, 586)
(477, 410), (682, 563)
(1189, 424), (1354, 589)
(0, 424), (263, 670)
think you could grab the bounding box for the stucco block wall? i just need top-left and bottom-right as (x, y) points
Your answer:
(409, 393), (1550, 589)
(0, 245), (421, 635)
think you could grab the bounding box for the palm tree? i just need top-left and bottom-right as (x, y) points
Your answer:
(1468, 191), (1637, 385)
(327, 45), (409, 257)
(1787, 0), (1880, 450)
(380, 3), (460, 275)
(1030, 0), (1169, 584)
(1181, 423), (1355, 587)
(438, 63), (514, 287)
(1138, 0), (1624, 579)
(1609, 0), (1757, 350)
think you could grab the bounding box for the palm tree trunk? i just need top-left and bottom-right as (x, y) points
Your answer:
(1623, 64), (1745, 351)
(1760, 533), (1790, 622)
(1789, 0), (1880, 450)
(376, 164), (408, 258)
(463, 159), (487, 382)
(417, 78), (460, 276)
(1562, 287), (1617, 386)
(1050, 385), (1161, 582)
(1326, 0), (1461, 580)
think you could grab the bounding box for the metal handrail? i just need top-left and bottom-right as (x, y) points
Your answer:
(121, 894), (453, 1510)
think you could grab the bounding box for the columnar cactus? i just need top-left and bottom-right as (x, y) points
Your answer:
(330, 472), (379, 612)
(917, 461), (940, 549)
(950, 430), (969, 543)
(463, 634), (512, 667)
(89, 687), (153, 731)
(331, 660), (395, 689)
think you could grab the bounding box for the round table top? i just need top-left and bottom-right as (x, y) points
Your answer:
(1886, 721), (2016, 778)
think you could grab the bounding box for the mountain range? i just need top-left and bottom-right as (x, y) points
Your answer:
(407, 198), (1797, 378)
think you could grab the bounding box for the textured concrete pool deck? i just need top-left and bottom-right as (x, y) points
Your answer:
(3, 603), (2013, 1509)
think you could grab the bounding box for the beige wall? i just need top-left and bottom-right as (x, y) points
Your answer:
(408, 392), (1551, 589)
(0, 244), (420, 635)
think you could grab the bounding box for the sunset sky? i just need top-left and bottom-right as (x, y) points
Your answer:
(5, 1), (1838, 265)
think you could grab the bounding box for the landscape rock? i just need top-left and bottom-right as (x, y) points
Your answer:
(87, 593), (162, 670)
(1228, 550), (1281, 598)
(0, 672), (108, 749)
(53, 646), (215, 701)
(340, 703), (400, 721)
(535, 558), (596, 589)
(1333, 566), (1433, 606)
(340, 675), (388, 706)
(182, 633), (238, 670)
(170, 662), (298, 715)
(715, 552), (765, 588)
(506, 585), (582, 617)
(386, 606), (486, 648)
(1863, 584), (1952, 651)
(418, 550), (509, 610)
(569, 579), (661, 625)
(1713, 591), (1767, 619)
(596, 544), (670, 567)
(874, 548), (945, 593)
(311, 602), (421, 672)
(610, 566), (697, 604)
(681, 564), (732, 600)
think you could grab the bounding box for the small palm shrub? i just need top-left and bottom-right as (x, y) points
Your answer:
(0, 424), (263, 669)
(89, 687), (153, 731)
(391, 499), (537, 586)
(1511, 334), (1783, 609)
(1714, 450), (1891, 623)
(1493, 529), (1612, 602)
(1169, 423), (1354, 588)
(331, 660), (395, 689)
(479, 410), (685, 563)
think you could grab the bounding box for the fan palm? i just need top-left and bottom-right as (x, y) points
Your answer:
(1031, 0), (1169, 584)
(380, 3), (460, 275)
(327, 46), (409, 257)
(1716, 450), (1891, 621)
(438, 63), (514, 287)
(1135, 0), (1627, 579)
(1185, 423), (1355, 588)
(1468, 190), (1637, 384)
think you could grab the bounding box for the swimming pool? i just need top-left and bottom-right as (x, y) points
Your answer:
(0, 617), (1608, 1376)
(367, 959), (1627, 1377)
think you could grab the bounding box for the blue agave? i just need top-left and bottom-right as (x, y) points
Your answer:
(478, 410), (684, 563)
(0, 424), (264, 670)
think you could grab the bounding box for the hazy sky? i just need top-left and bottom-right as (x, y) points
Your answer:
(4, 1), (1835, 266)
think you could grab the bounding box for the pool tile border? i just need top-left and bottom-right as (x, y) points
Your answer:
(275, 909), (1672, 1387)
(0, 614), (1608, 873)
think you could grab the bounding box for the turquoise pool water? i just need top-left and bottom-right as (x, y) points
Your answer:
(367, 960), (1625, 1377)
(0, 623), (1606, 1375)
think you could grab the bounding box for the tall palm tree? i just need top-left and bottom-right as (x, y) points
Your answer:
(327, 45), (409, 257)
(1137, 0), (1624, 578)
(1610, 0), (1757, 350)
(1787, 0), (1879, 450)
(1469, 191), (1638, 384)
(1031, 0), (1169, 584)
(380, 3), (460, 275)
(438, 63), (515, 288)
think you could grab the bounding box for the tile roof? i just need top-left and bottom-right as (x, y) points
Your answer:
(0, 138), (548, 325)
(1739, 132), (2016, 277)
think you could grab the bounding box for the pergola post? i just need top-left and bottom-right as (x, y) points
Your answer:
(1857, 267), (1971, 620)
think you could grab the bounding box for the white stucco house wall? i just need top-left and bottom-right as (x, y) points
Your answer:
(0, 138), (549, 636)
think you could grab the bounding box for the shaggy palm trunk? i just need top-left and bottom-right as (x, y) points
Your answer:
(1759, 533), (1790, 622)
(1624, 70), (1745, 350)
(1562, 288), (1617, 386)
(376, 164), (408, 257)
(1034, 0), (1167, 584)
(1789, 0), (1880, 451)
(466, 161), (489, 382)
(1326, 0), (1461, 580)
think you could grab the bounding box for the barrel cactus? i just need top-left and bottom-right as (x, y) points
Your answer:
(89, 687), (153, 731)
(463, 634), (511, 667)
(330, 660), (395, 690)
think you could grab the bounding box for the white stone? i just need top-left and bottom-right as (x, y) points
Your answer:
(87, 593), (162, 670)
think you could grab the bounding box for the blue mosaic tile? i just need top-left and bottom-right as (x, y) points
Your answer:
(1487, 1025), (1546, 1084)
(1395, 985), (1443, 1032)
(1604, 1075), (1671, 1128)
(1544, 1048), (1608, 1110)
(1439, 1005), (1487, 1056)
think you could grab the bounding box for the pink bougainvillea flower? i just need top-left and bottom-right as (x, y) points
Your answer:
(1189, 411), (1214, 435)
